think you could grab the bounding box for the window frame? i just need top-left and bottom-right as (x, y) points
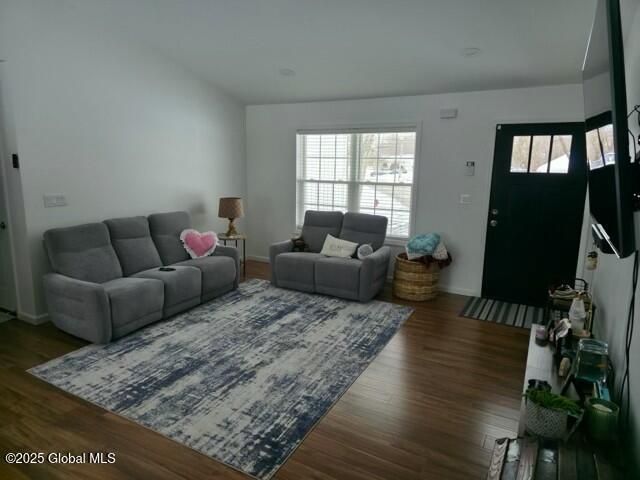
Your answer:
(295, 124), (420, 243)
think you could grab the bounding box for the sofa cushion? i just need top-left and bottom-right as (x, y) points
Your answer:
(148, 211), (191, 265)
(339, 212), (388, 251)
(104, 216), (162, 276)
(320, 234), (358, 258)
(174, 256), (236, 301)
(274, 252), (324, 292)
(102, 277), (164, 338)
(133, 266), (201, 317)
(301, 211), (344, 253)
(315, 256), (362, 300)
(44, 223), (123, 284)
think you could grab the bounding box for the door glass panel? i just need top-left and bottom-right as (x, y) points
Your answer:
(599, 124), (615, 165)
(586, 129), (604, 170)
(548, 135), (572, 173)
(510, 136), (531, 173)
(530, 136), (552, 173)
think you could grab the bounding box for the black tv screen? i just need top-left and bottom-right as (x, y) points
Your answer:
(583, 0), (635, 258)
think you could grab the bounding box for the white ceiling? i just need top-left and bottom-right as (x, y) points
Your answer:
(65, 0), (630, 104)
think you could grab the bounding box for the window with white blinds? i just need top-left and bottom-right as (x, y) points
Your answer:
(296, 129), (417, 238)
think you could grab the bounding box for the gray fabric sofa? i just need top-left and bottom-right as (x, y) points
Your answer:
(43, 211), (238, 344)
(269, 211), (390, 302)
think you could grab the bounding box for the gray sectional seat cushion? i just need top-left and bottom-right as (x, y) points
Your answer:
(148, 211), (191, 265)
(133, 266), (201, 318)
(102, 277), (164, 338)
(274, 252), (324, 293)
(301, 211), (343, 253)
(339, 212), (388, 251)
(315, 256), (362, 300)
(270, 210), (391, 302)
(174, 256), (237, 301)
(104, 216), (163, 276)
(43, 223), (123, 284)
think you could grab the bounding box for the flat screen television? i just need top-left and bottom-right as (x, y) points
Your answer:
(583, 0), (636, 258)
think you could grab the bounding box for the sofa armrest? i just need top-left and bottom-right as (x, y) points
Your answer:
(212, 244), (240, 286)
(269, 240), (293, 285)
(359, 246), (391, 301)
(43, 273), (112, 343)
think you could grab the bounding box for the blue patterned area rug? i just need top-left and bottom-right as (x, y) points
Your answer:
(29, 279), (413, 479)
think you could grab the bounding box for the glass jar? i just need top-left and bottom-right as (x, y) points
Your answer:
(575, 339), (608, 383)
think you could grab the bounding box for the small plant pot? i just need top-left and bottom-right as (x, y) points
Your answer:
(525, 401), (568, 439)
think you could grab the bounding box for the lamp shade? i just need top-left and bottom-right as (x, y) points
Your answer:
(218, 197), (244, 219)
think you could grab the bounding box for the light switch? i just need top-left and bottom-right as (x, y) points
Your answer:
(465, 161), (475, 176)
(43, 194), (67, 208)
(459, 194), (472, 205)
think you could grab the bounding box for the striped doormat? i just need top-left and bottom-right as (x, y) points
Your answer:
(459, 297), (544, 329)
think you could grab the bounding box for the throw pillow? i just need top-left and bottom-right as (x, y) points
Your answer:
(180, 229), (218, 259)
(320, 234), (358, 258)
(356, 244), (374, 260)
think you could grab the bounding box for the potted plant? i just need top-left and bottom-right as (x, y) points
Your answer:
(524, 388), (583, 440)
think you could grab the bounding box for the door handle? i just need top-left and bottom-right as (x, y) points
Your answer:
(489, 220), (498, 227)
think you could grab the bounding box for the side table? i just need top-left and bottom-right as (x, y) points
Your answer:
(218, 233), (246, 277)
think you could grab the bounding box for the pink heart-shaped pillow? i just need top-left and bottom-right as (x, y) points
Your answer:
(180, 229), (218, 259)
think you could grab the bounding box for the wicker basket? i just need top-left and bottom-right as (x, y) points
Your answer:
(525, 401), (568, 440)
(393, 253), (440, 301)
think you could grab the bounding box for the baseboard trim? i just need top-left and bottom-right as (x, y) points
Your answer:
(247, 255), (269, 263)
(18, 311), (49, 325)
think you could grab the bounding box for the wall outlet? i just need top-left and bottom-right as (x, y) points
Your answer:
(43, 194), (67, 208)
(459, 194), (472, 205)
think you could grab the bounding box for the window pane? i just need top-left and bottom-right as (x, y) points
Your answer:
(397, 132), (416, 157)
(375, 185), (393, 210)
(318, 183), (333, 206)
(510, 136), (531, 173)
(359, 133), (379, 182)
(334, 184), (348, 207)
(305, 157), (320, 180)
(305, 135), (321, 157)
(378, 133), (397, 157)
(392, 186), (412, 211)
(390, 211), (410, 237)
(548, 135), (572, 173)
(530, 135), (552, 173)
(304, 182), (318, 203)
(320, 156), (335, 181)
(320, 135), (336, 158)
(359, 184), (376, 210)
(335, 134), (350, 158)
(586, 129), (603, 170)
(599, 125), (615, 165)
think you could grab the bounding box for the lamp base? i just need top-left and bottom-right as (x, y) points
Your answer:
(225, 218), (238, 237)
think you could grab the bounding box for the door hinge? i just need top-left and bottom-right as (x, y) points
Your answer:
(11, 153), (19, 169)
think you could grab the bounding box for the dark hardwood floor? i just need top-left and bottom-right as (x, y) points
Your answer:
(0, 261), (529, 479)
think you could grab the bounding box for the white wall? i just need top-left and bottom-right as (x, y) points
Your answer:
(0, 0), (246, 321)
(582, 2), (640, 468)
(246, 84), (584, 295)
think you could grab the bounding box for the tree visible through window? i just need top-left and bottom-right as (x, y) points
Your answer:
(296, 130), (417, 238)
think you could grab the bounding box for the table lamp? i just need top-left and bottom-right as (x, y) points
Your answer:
(218, 197), (244, 236)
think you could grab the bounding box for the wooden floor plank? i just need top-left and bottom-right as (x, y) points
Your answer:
(0, 260), (529, 479)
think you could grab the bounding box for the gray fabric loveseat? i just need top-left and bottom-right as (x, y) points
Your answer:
(269, 211), (390, 302)
(42, 211), (239, 344)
